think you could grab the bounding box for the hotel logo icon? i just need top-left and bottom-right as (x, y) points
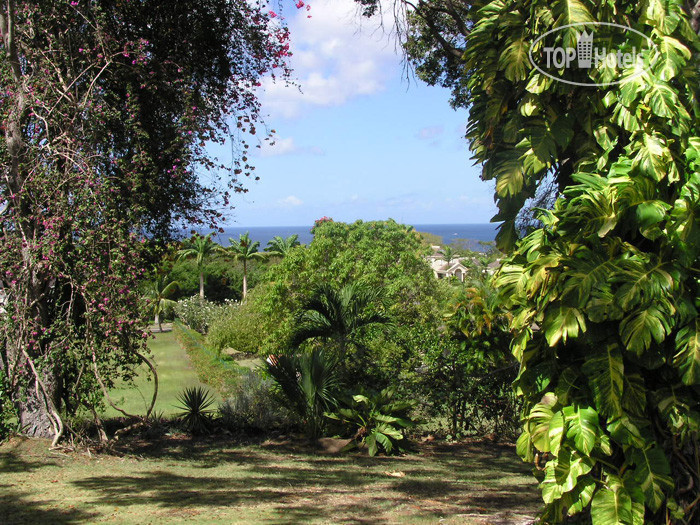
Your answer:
(577, 31), (593, 68)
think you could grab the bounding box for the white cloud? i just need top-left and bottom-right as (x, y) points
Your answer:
(279, 195), (304, 207)
(261, 0), (400, 118)
(260, 137), (298, 157)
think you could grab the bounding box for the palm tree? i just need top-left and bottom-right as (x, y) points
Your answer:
(219, 232), (266, 300)
(145, 275), (179, 332)
(177, 233), (216, 299)
(290, 283), (391, 358)
(264, 234), (300, 258)
(439, 245), (457, 265)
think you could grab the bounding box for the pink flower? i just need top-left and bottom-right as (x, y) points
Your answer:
(269, 10), (277, 17)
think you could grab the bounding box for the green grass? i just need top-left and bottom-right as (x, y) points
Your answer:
(103, 330), (219, 418)
(0, 436), (540, 524)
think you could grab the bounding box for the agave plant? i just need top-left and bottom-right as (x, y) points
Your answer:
(175, 386), (215, 434)
(328, 388), (416, 456)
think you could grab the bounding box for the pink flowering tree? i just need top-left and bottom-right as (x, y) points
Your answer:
(0, 0), (294, 444)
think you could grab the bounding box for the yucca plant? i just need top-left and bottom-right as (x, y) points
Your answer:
(328, 388), (416, 456)
(175, 387), (215, 434)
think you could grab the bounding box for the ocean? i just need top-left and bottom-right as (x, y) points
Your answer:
(212, 223), (498, 252)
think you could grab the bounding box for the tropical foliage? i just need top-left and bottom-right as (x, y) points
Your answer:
(459, 1), (700, 523)
(178, 234), (217, 300)
(219, 232), (267, 300)
(144, 275), (179, 332)
(328, 388), (417, 456)
(265, 349), (341, 439)
(265, 234), (301, 258)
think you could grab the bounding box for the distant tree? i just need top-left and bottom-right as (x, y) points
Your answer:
(439, 246), (457, 265)
(265, 234), (301, 258)
(220, 232), (266, 300)
(178, 234), (217, 300)
(144, 276), (179, 332)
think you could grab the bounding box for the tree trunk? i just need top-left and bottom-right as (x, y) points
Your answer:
(155, 312), (161, 332)
(17, 382), (56, 438)
(242, 260), (248, 300)
(199, 272), (204, 300)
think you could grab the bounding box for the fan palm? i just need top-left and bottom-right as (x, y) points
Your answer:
(264, 234), (300, 258)
(291, 283), (390, 358)
(265, 348), (340, 439)
(144, 275), (179, 332)
(177, 233), (216, 299)
(219, 232), (266, 300)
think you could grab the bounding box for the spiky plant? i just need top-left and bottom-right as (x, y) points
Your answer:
(175, 387), (215, 434)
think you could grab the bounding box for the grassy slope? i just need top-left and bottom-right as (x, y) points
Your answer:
(0, 436), (539, 524)
(103, 330), (218, 418)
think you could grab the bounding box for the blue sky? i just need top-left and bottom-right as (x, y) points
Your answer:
(214, 0), (497, 227)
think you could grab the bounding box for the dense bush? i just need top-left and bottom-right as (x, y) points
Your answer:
(207, 301), (266, 355)
(218, 370), (293, 432)
(174, 296), (234, 334)
(173, 321), (241, 396)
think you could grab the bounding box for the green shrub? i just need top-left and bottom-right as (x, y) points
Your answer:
(174, 295), (234, 334)
(173, 321), (241, 396)
(207, 301), (265, 355)
(218, 370), (293, 432)
(328, 387), (417, 456)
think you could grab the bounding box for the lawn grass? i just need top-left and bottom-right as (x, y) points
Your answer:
(102, 330), (219, 418)
(0, 435), (540, 524)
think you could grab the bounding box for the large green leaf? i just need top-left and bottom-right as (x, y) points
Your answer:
(528, 393), (558, 452)
(498, 37), (530, 82)
(582, 344), (624, 418)
(590, 481), (633, 525)
(562, 475), (596, 516)
(541, 448), (594, 504)
(673, 318), (700, 385)
(619, 306), (671, 356)
(495, 156), (525, 197)
(552, 0), (593, 25)
(630, 445), (674, 512)
(544, 305), (586, 347)
(563, 405), (599, 455)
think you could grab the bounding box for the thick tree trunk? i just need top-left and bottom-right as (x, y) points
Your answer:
(155, 312), (162, 332)
(17, 382), (56, 438)
(199, 272), (204, 300)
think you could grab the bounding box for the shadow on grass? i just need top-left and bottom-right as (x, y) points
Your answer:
(0, 484), (96, 524)
(68, 439), (539, 523)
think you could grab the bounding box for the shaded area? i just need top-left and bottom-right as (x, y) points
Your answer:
(0, 436), (539, 523)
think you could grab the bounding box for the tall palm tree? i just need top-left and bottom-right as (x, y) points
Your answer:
(219, 232), (266, 300)
(144, 275), (179, 332)
(291, 283), (391, 357)
(177, 233), (216, 299)
(264, 234), (300, 258)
